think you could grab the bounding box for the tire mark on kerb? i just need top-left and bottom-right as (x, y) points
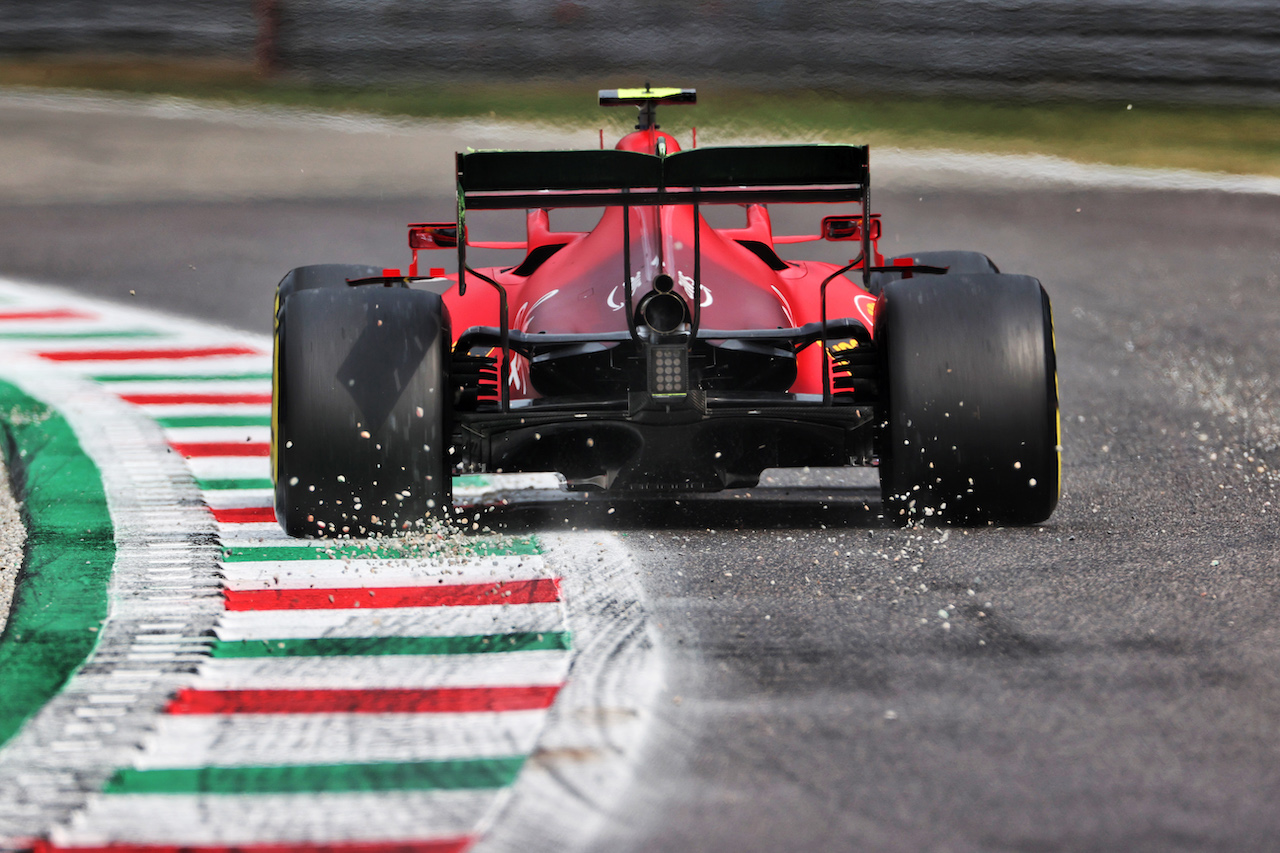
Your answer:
(0, 359), (224, 843)
(471, 531), (665, 853)
(0, 279), (661, 853)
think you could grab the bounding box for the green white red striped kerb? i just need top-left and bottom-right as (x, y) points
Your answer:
(0, 281), (624, 853)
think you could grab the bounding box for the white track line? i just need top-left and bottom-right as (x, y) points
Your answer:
(188, 652), (570, 691)
(215, 605), (569, 641)
(57, 791), (493, 846)
(137, 713), (549, 767)
(219, 555), (552, 588)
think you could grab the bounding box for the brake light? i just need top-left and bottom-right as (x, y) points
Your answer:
(822, 214), (882, 242)
(408, 223), (460, 277)
(408, 223), (459, 249)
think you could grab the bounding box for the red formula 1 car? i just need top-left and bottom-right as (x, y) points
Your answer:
(271, 87), (1060, 536)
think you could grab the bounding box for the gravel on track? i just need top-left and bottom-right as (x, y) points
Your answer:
(0, 455), (24, 635)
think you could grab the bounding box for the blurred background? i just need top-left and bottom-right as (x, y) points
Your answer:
(4, 6), (1280, 853)
(2, 0), (1279, 104)
(1, 1), (1278, 330)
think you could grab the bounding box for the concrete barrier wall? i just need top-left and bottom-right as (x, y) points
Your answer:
(4, 0), (1279, 104)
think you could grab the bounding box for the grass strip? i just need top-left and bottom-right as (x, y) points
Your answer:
(0, 379), (114, 747)
(210, 631), (571, 658)
(103, 756), (524, 794)
(3, 57), (1279, 176)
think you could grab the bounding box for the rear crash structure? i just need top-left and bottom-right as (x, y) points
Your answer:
(271, 88), (1060, 536)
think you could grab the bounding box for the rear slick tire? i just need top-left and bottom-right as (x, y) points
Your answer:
(867, 250), (999, 296)
(877, 273), (1060, 526)
(276, 264), (383, 301)
(273, 286), (452, 538)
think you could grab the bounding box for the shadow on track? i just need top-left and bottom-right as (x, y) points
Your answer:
(471, 484), (885, 534)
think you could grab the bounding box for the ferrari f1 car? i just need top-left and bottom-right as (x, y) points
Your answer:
(272, 87), (1060, 536)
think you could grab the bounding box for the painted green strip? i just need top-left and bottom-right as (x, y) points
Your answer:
(204, 474), (489, 492)
(103, 757), (525, 794)
(0, 379), (114, 748)
(197, 477), (273, 491)
(211, 631), (571, 658)
(155, 414), (271, 429)
(0, 329), (163, 340)
(221, 537), (540, 562)
(92, 371), (272, 382)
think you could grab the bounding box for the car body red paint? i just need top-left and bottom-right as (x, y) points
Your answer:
(434, 126), (879, 401)
(382, 89), (907, 493)
(275, 87), (1058, 527)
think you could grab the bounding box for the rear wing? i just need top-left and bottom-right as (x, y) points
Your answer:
(456, 144), (869, 210)
(599, 87), (696, 129)
(453, 144), (874, 407)
(598, 87), (697, 108)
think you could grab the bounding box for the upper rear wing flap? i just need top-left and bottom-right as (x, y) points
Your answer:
(457, 145), (870, 210)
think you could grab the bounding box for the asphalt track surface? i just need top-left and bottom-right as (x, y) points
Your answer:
(3, 93), (1280, 851)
